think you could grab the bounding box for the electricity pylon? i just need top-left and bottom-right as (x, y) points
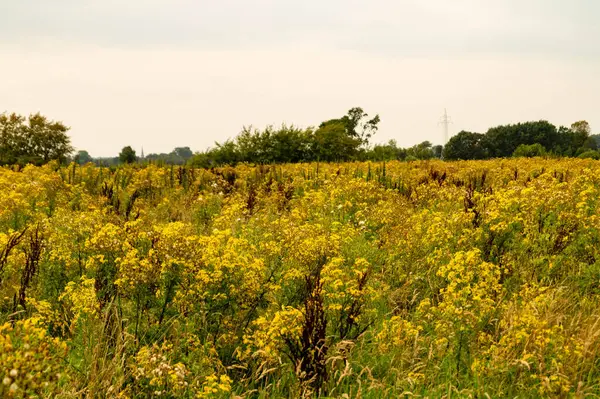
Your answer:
(439, 108), (452, 146)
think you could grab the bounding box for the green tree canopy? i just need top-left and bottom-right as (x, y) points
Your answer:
(443, 131), (487, 160)
(0, 112), (73, 165)
(406, 141), (435, 160)
(485, 121), (558, 158)
(365, 140), (407, 161)
(173, 147), (193, 160)
(73, 150), (93, 165)
(119, 146), (137, 164)
(340, 107), (380, 146)
(311, 120), (362, 162)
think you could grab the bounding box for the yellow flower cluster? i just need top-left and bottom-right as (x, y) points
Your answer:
(0, 319), (67, 398)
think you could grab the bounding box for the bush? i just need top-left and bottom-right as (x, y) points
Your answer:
(578, 150), (600, 160)
(513, 143), (546, 158)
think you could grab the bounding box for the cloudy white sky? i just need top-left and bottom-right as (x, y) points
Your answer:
(1, 0), (599, 157)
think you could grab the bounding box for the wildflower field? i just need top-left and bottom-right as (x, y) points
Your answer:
(2, 159), (600, 398)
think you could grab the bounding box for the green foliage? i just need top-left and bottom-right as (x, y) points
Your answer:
(364, 140), (407, 161)
(236, 124), (312, 164)
(73, 150), (93, 165)
(485, 121), (557, 157)
(443, 131), (487, 160)
(578, 150), (600, 159)
(443, 120), (595, 161)
(145, 146), (194, 165)
(0, 112), (73, 166)
(406, 141), (436, 160)
(119, 146), (137, 164)
(338, 107), (380, 147)
(513, 143), (547, 158)
(189, 108), (380, 166)
(312, 120), (362, 162)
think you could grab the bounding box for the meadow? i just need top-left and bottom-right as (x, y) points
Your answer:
(2, 159), (600, 398)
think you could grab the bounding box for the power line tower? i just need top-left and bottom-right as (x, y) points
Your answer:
(439, 108), (452, 146)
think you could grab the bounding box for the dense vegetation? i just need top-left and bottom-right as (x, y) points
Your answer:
(4, 110), (598, 167)
(189, 117), (599, 165)
(0, 113), (73, 166)
(443, 120), (599, 160)
(2, 159), (600, 397)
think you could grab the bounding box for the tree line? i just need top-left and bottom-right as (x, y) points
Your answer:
(2, 110), (599, 167)
(187, 114), (599, 166)
(90, 146), (195, 166)
(443, 120), (599, 160)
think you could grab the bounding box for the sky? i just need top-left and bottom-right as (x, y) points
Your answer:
(1, 0), (599, 157)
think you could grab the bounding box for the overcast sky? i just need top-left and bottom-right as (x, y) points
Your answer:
(1, 0), (599, 157)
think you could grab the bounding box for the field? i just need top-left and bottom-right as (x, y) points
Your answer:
(2, 159), (600, 398)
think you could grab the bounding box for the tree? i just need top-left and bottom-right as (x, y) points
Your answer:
(0, 112), (73, 165)
(571, 121), (591, 136)
(211, 140), (240, 165)
(119, 146), (137, 164)
(309, 107), (379, 161)
(234, 125), (311, 164)
(269, 125), (312, 163)
(173, 147), (193, 161)
(311, 121), (362, 162)
(74, 150), (93, 165)
(341, 107), (380, 146)
(443, 131), (487, 160)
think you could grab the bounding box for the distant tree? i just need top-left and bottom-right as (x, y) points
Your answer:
(513, 143), (546, 158)
(0, 112), (73, 165)
(316, 107), (380, 150)
(552, 121), (594, 156)
(366, 140), (406, 161)
(432, 145), (443, 159)
(406, 141), (435, 160)
(235, 127), (263, 164)
(188, 152), (212, 168)
(572, 121), (591, 136)
(235, 125), (311, 164)
(443, 131), (487, 160)
(143, 147), (195, 165)
(570, 121), (593, 153)
(269, 125), (312, 163)
(93, 157), (119, 166)
(173, 147), (193, 161)
(207, 140), (241, 166)
(119, 146), (137, 164)
(311, 120), (362, 162)
(74, 150), (93, 165)
(341, 107), (380, 146)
